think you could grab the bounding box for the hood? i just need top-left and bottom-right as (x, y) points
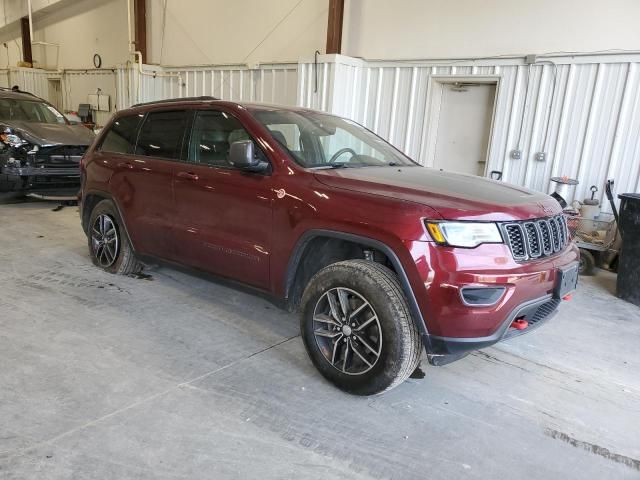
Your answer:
(6, 121), (95, 146)
(313, 166), (561, 221)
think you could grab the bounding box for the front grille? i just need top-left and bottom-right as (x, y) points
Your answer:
(502, 215), (569, 261)
(33, 145), (87, 169)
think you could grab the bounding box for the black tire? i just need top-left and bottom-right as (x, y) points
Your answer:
(300, 260), (421, 395)
(88, 199), (142, 275)
(579, 249), (596, 276)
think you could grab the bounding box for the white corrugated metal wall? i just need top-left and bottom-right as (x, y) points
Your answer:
(0, 69), (9, 88)
(6, 63), (298, 123)
(299, 54), (640, 209)
(127, 63), (298, 107)
(8, 68), (49, 98)
(61, 70), (119, 125)
(7, 67), (120, 126)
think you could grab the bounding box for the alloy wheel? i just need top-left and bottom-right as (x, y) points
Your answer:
(312, 287), (382, 375)
(91, 214), (119, 268)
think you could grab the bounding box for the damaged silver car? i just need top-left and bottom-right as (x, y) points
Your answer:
(0, 88), (95, 200)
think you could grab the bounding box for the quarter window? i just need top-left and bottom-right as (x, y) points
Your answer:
(100, 114), (143, 154)
(136, 110), (188, 160)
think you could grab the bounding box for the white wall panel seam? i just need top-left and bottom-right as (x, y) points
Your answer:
(404, 67), (418, 153)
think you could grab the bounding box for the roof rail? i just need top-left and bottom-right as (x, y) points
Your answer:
(132, 96), (220, 108)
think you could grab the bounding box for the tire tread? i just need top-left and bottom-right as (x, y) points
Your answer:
(301, 259), (422, 395)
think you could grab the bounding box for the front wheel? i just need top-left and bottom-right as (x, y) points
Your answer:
(300, 260), (421, 395)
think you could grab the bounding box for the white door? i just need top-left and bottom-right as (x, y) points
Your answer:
(433, 83), (496, 177)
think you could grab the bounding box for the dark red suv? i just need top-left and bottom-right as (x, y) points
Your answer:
(79, 97), (579, 395)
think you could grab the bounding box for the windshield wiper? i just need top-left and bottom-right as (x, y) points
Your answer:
(309, 164), (351, 170)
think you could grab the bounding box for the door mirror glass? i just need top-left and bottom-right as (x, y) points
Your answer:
(229, 140), (260, 170)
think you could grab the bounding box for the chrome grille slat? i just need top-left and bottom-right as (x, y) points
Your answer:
(538, 220), (553, 255)
(557, 216), (567, 246)
(549, 218), (560, 252)
(504, 224), (527, 260)
(502, 214), (569, 261)
(523, 222), (542, 257)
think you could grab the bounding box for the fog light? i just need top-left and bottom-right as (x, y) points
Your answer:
(460, 286), (506, 306)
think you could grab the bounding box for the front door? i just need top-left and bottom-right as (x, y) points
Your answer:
(172, 109), (273, 289)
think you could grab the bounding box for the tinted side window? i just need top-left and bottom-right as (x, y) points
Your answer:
(100, 114), (143, 154)
(188, 110), (264, 167)
(136, 110), (188, 160)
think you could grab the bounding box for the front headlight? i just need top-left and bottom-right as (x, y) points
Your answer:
(0, 132), (28, 148)
(425, 221), (503, 248)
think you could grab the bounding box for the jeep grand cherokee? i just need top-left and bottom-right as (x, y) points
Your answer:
(79, 97), (579, 395)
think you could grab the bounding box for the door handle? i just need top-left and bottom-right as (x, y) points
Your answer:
(177, 171), (199, 181)
(117, 161), (133, 169)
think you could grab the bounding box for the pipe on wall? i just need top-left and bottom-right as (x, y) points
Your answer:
(125, 0), (182, 100)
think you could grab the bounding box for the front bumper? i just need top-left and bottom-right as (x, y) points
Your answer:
(405, 240), (580, 363)
(425, 295), (561, 365)
(2, 165), (79, 176)
(1, 165), (80, 197)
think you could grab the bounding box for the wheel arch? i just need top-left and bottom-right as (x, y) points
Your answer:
(81, 190), (137, 253)
(284, 229), (428, 336)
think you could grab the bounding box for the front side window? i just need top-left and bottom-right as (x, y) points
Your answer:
(188, 110), (265, 167)
(252, 110), (416, 169)
(0, 98), (66, 124)
(100, 114), (144, 154)
(136, 110), (188, 160)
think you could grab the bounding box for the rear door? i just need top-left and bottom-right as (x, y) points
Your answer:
(106, 109), (188, 259)
(172, 109), (273, 289)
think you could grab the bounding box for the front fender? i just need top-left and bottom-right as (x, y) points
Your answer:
(283, 229), (430, 337)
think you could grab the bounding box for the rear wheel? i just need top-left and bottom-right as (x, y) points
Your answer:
(300, 260), (421, 395)
(88, 199), (142, 275)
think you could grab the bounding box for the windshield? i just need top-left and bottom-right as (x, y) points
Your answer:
(0, 98), (66, 124)
(253, 110), (417, 168)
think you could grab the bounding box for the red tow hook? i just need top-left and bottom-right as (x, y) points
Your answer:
(562, 294), (573, 301)
(511, 319), (529, 330)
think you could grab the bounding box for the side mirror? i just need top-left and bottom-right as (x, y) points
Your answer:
(229, 140), (260, 169)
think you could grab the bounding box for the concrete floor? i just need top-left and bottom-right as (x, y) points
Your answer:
(0, 201), (639, 480)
